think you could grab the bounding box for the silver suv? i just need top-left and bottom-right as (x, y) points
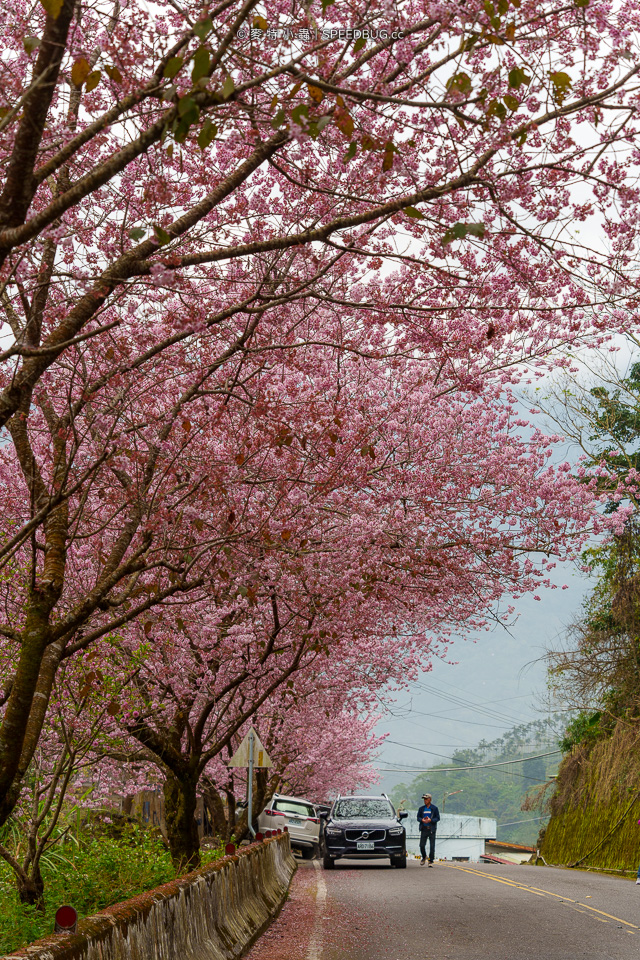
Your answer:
(257, 793), (320, 858)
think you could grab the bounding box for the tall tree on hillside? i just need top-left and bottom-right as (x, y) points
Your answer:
(543, 351), (640, 724)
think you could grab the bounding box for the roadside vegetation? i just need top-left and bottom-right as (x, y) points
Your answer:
(539, 352), (640, 870)
(0, 821), (223, 955)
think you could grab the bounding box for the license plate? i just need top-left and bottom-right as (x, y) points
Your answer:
(288, 818), (303, 826)
(357, 841), (375, 851)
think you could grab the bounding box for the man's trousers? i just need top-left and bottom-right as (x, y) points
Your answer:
(419, 827), (436, 862)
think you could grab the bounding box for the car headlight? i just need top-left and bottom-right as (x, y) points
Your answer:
(325, 827), (343, 836)
(388, 826), (404, 835)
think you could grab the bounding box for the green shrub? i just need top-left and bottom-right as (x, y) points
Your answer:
(559, 711), (602, 753)
(0, 825), (222, 954)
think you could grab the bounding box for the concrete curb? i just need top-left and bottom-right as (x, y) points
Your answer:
(5, 835), (296, 960)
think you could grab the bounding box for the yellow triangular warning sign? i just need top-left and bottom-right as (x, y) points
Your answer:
(228, 727), (273, 768)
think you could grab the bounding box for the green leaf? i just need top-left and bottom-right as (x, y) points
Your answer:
(382, 141), (394, 172)
(487, 99), (507, 121)
(163, 57), (184, 80)
(128, 227), (146, 241)
(574, 0), (589, 6)
(271, 109), (286, 130)
(194, 17), (213, 39)
(178, 95), (199, 124)
(153, 225), (171, 246)
(197, 118), (218, 149)
(446, 72), (472, 96)
(191, 46), (210, 83)
(497, 0), (509, 12)
(173, 118), (192, 143)
(253, 15), (268, 30)
(404, 206), (425, 220)
(354, 37), (366, 53)
(442, 222), (486, 246)
(222, 75), (235, 100)
(315, 114), (332, 133)
(503, 93), (519, 111)
(85, 70), (101, 93)
(508, 66), (531, 89)
(291, 104), (309, 125)
(23, 35), (41, 55)
(321, 0), (335, 10)
(549, 70), (572, 103)
(39, 0), (63, 17)
(342, 141), (357, 163)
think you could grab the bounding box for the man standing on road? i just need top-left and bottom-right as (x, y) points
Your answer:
(417, 793), (440, 867)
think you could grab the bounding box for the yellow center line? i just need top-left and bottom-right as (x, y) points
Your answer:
(447, 865), (639, 930)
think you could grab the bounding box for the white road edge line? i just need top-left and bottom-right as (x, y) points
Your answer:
(307, 861), (328, 960)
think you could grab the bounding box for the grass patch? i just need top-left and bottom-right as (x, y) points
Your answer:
(0, 826), (223, 954)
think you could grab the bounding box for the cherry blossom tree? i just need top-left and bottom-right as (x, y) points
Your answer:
(42, 350), (602, 869)
(2, 0), (640, 842)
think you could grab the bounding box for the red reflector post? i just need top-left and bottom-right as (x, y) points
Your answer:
(54, 905), (78, 933)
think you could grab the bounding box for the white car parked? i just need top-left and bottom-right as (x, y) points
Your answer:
(258, 793), (320, 858)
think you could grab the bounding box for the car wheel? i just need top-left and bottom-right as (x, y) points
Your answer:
(301, 846), (315, 860)
(391, 855), (407, 868)
(322, 854), (335, 870)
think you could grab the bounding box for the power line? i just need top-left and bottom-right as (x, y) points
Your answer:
(384, 740), (560, 770)
(410, 679), (530, 727)
(498, 816), (547, 826)
(375, 747), (559, 782)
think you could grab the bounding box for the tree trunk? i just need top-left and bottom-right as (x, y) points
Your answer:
(201, 781), (229, 844)
(163, 774), (200, 873)
(16, 865), (44, 911)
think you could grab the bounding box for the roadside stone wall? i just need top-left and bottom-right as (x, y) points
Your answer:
(6, 835), (296, 960)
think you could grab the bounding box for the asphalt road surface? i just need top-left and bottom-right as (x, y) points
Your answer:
(245, 857), (640, 960)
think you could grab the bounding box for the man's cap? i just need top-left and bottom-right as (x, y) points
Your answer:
(422, 793), (431, 798)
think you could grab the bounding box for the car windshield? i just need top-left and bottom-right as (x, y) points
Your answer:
(332, 799), (395, 820)
(273, 800), (315, 817)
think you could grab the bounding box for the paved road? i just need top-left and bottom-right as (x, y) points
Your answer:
(246, 858), (640, 960)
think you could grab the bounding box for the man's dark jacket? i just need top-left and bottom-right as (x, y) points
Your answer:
(417, 802), (440, 831)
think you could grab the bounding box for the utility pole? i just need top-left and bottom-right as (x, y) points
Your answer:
(442, 789), (464, 812)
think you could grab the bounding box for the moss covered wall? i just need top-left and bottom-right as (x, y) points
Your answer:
(540, 721), (640, 873)
(5, 835), (296, 960)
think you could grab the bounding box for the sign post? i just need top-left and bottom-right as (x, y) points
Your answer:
(247, 728), (255, 837)
(228, 727), (273, 838)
